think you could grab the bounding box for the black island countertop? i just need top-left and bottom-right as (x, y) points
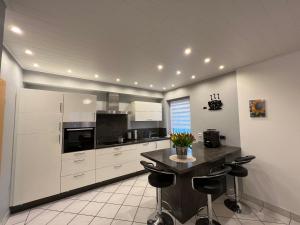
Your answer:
(141, 142), (241, 174)
(96, 137), (170, 149)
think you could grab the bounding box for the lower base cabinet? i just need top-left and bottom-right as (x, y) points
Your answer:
(61, 170), (95, 192)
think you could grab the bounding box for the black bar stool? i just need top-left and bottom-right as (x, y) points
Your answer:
(224, 155), (256, 213)
(140, 161), (176, 225)
(192, 166), (232, 225)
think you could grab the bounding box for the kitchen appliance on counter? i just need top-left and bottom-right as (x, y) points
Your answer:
(203, 129), (220, 148)
(63, 122), (96, 153)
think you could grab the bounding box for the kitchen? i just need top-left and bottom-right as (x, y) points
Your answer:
(1, 1), (300, 225)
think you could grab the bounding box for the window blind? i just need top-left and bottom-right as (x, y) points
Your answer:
(170, 98), (191, 133)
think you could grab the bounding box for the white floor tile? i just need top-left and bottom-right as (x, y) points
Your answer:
(63, 200), (89, 214)
(290, 221), (300, 225)
(239, 219), (264, 225)
(101, 184), (120, 193)
(137, 174), (148, 181)
(5, 211), (29, 225)
(79, 202), (104, 216)
(143, 187), (156, 197)
(47, 212), (76, 225)
(121, 178), (136, 186)
(26, 208), (45, 223)
(213, 203), (237, 218)
(115, 205), (138, 221)
(139, 196), (156, 209)
(134, 180), (148, 187)
(129, 187), (146, 196)
(255, 208), (290, 224)
(111, 220), (132, 225)
(68, 215), (94, 225)
(97, 203), (121, 218)
(75, 191), (98, 201)
(132, 223), (147, 225)
(217, 217), (241, 225)
(124, 195), (142, 207)
(89, 217), (113, 225)
(26, 210), (59, 225)
(134, 207), (154, 223)
(235, 210), (259, 221)
(47, 198), (74, 211)
(108, 193), (127, 204)
(93, 192), (113, 203)
(115, 185), (132, 194)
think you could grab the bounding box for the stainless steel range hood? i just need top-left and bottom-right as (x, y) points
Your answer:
(97, 93), (129, 114)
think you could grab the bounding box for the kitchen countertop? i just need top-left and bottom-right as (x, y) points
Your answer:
(96, 137), (170, 149)
(141, 142), (241, 174)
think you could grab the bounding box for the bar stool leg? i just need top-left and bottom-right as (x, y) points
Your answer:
(196, 194), (220, 225)
(224, 176), (242, 213)
(147, 188), (174, 225)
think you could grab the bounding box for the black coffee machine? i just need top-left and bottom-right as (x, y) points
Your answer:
(203, 129), (220, 148)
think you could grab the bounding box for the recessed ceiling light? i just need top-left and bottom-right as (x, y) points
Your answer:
(157, 64), (164, 71)
(219, 65), (225, 70)
(191, 75), (196, 79)
(94, 74), (99, 78)
(163, 87), (166, 90)
(204, 58), (211, 63)
(184, 48), (192, 55)
(33, 63), (39, 68)
(25, 49), (33, 55)
(149, 84), (153, 88)
(171, 84), (175, 87)
(176, 70), (181, 75)
(116, 78), (120, 82)
(67, 69), (72, 73)
(10, 26), (23, 35)
(134, 81), (138, 85)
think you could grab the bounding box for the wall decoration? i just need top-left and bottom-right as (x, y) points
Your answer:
(249, 99), (266, 117)
(208, 93), (223, 110)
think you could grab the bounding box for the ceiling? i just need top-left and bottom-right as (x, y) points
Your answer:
(3, 0), (300, 91)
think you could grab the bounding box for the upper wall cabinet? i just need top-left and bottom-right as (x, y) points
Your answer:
(63, 93), (97, 122)
(131, 101), (162, 121)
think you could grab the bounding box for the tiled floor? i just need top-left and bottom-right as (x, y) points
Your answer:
(5, 173), (299, 225)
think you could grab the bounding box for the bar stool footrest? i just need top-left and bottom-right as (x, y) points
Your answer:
(224, 199), (242, 213)
(196, 218), (221, 225)
(147, 212), (174, 225)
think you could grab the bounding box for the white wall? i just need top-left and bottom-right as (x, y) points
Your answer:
(237, 50), (300, 215)
(0, 50), (23, 222)
(163, 72), (241, 147)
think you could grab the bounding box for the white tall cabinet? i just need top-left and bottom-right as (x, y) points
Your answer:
(12, 89), (63, 206)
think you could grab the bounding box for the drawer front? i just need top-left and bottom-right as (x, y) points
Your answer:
(96, 161), (142, 183)
(156, 140), (171, 150)
(138, 142), (156, 153)
(96, 149), (139, 169)
(62, 150), (95, 176)
(61, 170), (95, 192)
(96, 144), (137, 156)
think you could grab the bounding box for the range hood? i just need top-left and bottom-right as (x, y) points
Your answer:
(97, 93), (129, 114)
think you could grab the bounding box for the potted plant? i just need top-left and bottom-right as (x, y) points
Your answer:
(170, 133), (195, 159)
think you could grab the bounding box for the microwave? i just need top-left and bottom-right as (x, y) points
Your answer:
(63, 122), (96, 153)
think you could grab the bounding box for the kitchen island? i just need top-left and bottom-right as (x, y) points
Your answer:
(141, 142), (241, 223)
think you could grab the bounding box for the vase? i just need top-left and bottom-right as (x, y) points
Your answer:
(176, 146), (188, 159)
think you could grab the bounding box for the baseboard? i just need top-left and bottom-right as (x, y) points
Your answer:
(242, 193), (300, 223)
(0, 210), (10, 225)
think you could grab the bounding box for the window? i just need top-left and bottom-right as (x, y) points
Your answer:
(170, 98), (191, 133)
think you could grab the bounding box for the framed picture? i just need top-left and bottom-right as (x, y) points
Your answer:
(249, 99), (266, 118)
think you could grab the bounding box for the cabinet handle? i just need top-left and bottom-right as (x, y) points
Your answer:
(59, 134), (60, 144)
(73, 173), (85, 178)
(60, 103), (63, 113)
(114, 152), (122, 156)
(74, 159), (85, 163)
(94, 112), (96, 121)
(74, 152), (85, 156)
(143, 143), (149, 146)
(59, 122), (61, 132)
(114, 165), (122, 168)
(113, 147), (121, 150)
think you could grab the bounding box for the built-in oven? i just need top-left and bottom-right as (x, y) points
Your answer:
(63, 122), (96, 153)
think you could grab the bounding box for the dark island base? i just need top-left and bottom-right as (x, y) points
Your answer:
(160, 159), (227, 224)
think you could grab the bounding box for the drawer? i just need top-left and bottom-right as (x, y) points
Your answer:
(61, 170), (95, 192)
(96, 144), (137, 156)
(96, 148), (140, 169)
(96, 161), (142, 183)
(62, 150), (95, 176)
(156, 140), (171, 150)
(138, 142), (156, 153)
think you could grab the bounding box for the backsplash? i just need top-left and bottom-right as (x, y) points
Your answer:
(126, 128), (167, 139)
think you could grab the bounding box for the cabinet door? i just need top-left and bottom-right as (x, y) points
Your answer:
(134, 111), (162, 121)
(13, 133), (61, 205)
(156, 140), (171, 150)
(133, 102), (162, 112)
(63, 93), (96, 122)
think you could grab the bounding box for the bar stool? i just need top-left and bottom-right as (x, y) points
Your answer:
(224, 155), (256, 213)
(192, 166), (232, 225)
(140, 161), (176, 225)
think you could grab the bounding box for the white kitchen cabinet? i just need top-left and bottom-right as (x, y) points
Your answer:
(61, 170), (95, 193)
(12, 89), (63, 206)
(63, 93), (97, 122)
(131, 101), (162, 121)
(156, 139), (171, 150)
